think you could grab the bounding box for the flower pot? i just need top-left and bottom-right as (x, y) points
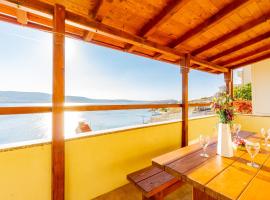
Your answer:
(217, 123), (233, 157)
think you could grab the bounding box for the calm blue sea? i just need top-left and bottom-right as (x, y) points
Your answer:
(0, 103), (154, 145)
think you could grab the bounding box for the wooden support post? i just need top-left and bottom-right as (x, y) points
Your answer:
(224, 69), (233, 98)
(181, 54), (190, 147)
(52, 4), (65, 200)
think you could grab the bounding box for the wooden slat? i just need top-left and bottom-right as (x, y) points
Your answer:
(238, 156), (270, 200)
(191, 13), (270, 56)
(208, 31), (270, 62)
(125, 0), (190, 51)
(127, 166), (163, 183)
(205, 151), (270, 200)
(16, 8), (27, 24)
(165, 143), (218, 178)
(152, 137), (217, 169)
(166, 0), (249, 48)
(136, 171), (179, 197)
(181, 55), (190, 147)
(184, 152), (245, 191)
(220, 44), (270, 66)
(52, 4), (65, 200)
(229, 52), (270, 69)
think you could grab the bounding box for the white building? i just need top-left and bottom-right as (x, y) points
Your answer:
(240, 59), (270, 115)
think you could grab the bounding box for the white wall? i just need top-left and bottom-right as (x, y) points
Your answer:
(251, 58), (270, 115)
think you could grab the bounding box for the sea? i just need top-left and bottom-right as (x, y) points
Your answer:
(0, 103), (212, 146)
(0, 103), (156, 145)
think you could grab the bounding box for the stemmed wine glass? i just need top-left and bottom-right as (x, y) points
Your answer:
(260, 128), (270, 146)
(245, 141), (260, 168)
(231, 123), (241, 138)
(199, 135), (210, 158)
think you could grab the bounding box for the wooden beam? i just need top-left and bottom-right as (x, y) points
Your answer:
(2, 0), (226, 73)
(220, 44), (270, 66)
(89, 0), (103, 20)
(230, 52), (270, 69)
(181, 54), (190, 147)
(190, 56), (228, 72)
(65, 104), (181, 112)
(208, 31), (270, 62)
(191, 13), (270, 56)
(0, 106), (51, 115)
(125, 0), (190, 51)
(16, 8), (28, 24)
(166, 0), (249, 48)
(52, 4), (65, 200)
(83, 30), (95, 42)
(224, 69), (233, 97)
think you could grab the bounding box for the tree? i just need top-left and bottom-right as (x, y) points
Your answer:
(233, 83), (252, 100)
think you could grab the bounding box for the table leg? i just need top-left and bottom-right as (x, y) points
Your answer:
(192, 187), (216, 200)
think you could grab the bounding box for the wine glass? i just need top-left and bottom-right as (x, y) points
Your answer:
(199, 135), (210, 158)
(261, 128), (266, 145)
(245, 141), (260, 168)
(231, 123), (241, 138)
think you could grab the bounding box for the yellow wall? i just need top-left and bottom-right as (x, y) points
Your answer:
(235, 115), (270, 133)
(0, 115), (218, 200)
(0, 144), (51, 200)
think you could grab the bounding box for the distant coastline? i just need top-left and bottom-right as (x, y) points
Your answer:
(0, 91), (179, 104)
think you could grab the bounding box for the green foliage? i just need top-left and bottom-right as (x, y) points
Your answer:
(234, 83), (252, 101)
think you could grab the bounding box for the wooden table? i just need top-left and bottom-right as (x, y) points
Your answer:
(152, 131), (270, 200)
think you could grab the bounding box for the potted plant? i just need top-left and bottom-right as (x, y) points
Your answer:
(212, 93), (235, 157)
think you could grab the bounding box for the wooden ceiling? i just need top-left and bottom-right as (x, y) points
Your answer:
(0, 0), (270, 74)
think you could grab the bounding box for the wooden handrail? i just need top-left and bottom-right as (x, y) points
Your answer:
(0, 103), (212, 115)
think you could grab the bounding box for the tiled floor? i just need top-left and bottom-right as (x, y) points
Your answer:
(94, 183), (192, 200)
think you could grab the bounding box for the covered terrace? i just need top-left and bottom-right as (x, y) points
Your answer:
(0, 0), (270, 199)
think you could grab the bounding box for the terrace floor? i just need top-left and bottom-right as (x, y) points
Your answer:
(94, 183), (192, 200)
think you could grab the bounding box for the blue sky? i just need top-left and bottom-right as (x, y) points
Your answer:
(0, 22), (240, 101)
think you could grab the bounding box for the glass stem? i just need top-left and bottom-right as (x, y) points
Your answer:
(251, 156), (254, 166)
(203, 147), (206, 155)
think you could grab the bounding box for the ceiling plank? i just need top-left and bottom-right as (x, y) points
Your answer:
(125, 0), (190, 51)
(208, 31), (270, 62)
(230, 52), (270, 69)
(2, 0), (227, 73)
(220, 44), (270, 66)
(191, 13), (270, 56)
(166, 0), (249, 48)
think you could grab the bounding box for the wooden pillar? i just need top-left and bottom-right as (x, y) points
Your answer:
(224, 69), (233, 98)
(52, 4), (65, 200)
(181, 54), (190, 147)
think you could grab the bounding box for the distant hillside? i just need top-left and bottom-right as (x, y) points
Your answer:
(0, 91), (179, 104)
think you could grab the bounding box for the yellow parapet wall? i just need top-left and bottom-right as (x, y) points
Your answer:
(235, 114), (270, 133)
(0, 115), (218, 200)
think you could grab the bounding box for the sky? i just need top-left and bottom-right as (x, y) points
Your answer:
(0, 21), (241, 101)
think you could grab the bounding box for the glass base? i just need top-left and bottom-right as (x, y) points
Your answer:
(247, 162), (260, 168)
(200, 153), (209, 158)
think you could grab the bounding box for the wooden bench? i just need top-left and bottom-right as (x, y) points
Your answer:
(127, 166), (181, 200)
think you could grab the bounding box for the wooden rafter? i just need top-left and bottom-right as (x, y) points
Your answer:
(16, 8), (27, 24)
(221, 44), (270, 66)
(191, 13), (270, 56)
(125, 0), (190, 51)
(230, 52), (270, 69)
(89, 0), (103, 21)
(166, 0), (249, 48)
(1, 0), (227, 73)
(208, 31), (270, 62)
(154, 0), (249, 59)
